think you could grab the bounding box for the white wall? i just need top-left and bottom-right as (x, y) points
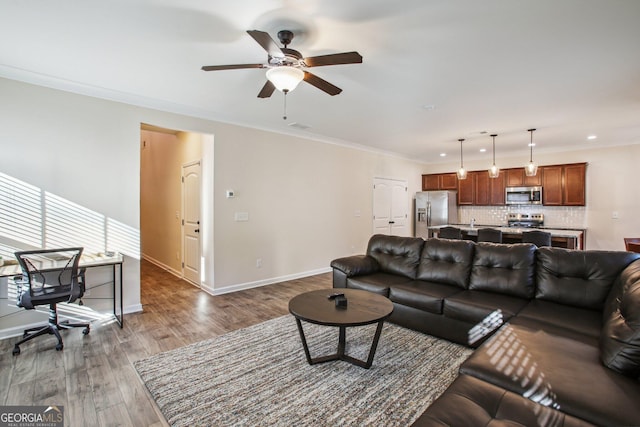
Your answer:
(424, 145), (640, 250)
(0, 77), (425, 318)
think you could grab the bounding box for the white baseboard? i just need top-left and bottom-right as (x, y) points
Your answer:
(202, 267), (332, 296)
(142, 254), (182, 278)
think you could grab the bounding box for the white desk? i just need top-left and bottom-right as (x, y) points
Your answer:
(0, 252), (124, 328)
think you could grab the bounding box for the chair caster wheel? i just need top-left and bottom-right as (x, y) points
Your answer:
(83, 327), (90, 335)
(13, 346), (20, 356)
(56, 343), (63, 351)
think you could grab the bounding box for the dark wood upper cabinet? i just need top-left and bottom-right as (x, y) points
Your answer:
(439, 173), (458, 190)
(422, 173), (458, 191)
(563, 163), (586, 206)
(506, 168), (542, 187)
(474, 171), (490, 205)
(542, 165), (563, 205)
(490, 171), (506, 205)
(457, 173), (474, 205)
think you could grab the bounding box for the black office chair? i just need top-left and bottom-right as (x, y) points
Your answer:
(438, 226), (462, 240)
(12, 247), (90, 355)
(477, 228), (503, 243)
(522, 230), (552, 247)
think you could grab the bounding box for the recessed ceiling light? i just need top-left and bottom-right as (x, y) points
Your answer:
(528, 143), (536, 147)
(440, 153), (446, 157)
(479, 148), (487, 153)
(422, 104), (436, 111)
(587, 135), (597, 140)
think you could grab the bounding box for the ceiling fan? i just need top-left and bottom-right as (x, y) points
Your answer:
(201, 30), (363, 98)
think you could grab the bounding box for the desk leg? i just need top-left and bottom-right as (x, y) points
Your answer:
(112, 263), (123, 328)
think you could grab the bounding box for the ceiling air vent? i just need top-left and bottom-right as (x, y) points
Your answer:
(288, 122), (311, 130)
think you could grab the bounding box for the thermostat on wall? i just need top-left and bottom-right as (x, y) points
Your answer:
(226, 190), (235, 198)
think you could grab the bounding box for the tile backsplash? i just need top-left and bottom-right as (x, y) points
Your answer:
(458, 205), (586, 229)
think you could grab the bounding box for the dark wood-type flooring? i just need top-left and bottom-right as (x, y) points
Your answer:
(0, 260), (331, 426)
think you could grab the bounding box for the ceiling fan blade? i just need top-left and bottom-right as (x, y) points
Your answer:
(257, 80), (276, 98)
(303, 72), (342, 96)
(303, 52), (363, 67)
(247, 30), (285, 59)
(201, 64), (265, 71)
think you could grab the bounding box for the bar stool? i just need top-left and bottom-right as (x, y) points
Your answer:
(438, 226), (462, 240)
(477, 228), (503, 243)
(522, 230), (552, 247)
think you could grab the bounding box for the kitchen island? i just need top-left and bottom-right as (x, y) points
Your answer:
(428, 225), (585, 250)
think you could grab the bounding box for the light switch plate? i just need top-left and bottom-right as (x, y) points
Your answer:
(235, 212), (249, 221)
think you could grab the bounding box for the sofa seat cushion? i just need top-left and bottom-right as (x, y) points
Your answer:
(460, 323), (640, 426)
(389, 281), (463, 315)
(516, 299), (602, 339)
(416, 239), (475, 289)
(443, 290), (528, 324)
(346, 273), (411, 296)
(412, 374), (595, 427)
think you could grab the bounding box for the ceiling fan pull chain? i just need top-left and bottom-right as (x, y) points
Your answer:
(283, 90), (288, 120)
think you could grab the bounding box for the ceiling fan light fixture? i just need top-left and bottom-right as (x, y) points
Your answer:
(525, 128), (538, 177)
(266, 66), (304, 93)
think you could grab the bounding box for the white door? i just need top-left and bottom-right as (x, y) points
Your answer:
(373, 178), (409, 236)
(182, 161), (201, 286)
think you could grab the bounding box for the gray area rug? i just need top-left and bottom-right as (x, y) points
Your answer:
(134, 315), (472, 427)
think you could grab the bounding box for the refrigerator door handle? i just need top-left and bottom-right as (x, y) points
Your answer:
(426, 201), (431, 227)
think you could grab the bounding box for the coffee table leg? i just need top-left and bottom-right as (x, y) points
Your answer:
(337, 326), (346, 356)
(364, 320), (386, 368)
(295, 318), (314, 365)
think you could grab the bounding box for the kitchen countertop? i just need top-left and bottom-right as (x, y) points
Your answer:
(428, 224), (584, 239)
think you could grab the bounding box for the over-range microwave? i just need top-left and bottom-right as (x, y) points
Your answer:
(505, 186), (543, 205)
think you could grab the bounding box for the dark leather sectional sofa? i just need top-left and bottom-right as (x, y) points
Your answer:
(330, 234), (640, 426)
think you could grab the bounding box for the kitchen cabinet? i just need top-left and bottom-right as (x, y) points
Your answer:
(505, 168), (542, 187)
(422, 173), (458, 191)
(489, 171), (506, 205)
(456, 171), (504, 205)
(542, 166), (563, 205)
(457, 173), (474, 205)
(542, 163), (586, 206)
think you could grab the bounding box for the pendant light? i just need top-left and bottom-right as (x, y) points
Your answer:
(525, 128), (538, 176)
(488, 134), (500, 178)
(456, 139), (467, 180)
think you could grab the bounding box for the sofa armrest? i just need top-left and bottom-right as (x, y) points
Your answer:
(330, 255), (380, 288)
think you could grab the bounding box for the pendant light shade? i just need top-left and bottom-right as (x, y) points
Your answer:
(525, 128), (538, 176)
(456, 139), (467, 180)
(488, 134), (500, 178)
(266, 66), (304, 93)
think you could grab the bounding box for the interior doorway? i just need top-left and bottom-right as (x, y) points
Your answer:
(139, 124), (213, 290)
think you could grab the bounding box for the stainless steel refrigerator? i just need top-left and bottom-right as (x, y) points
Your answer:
(414, 191), (458, 239)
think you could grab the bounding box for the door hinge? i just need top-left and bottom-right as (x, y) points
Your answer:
(182, 262), (184, 268)
(181, 176), (184, 183)
(181, 219), (184, 226)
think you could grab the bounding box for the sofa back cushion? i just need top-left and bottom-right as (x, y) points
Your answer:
(469, 243), (536, 298)
(536, 248), (640, 310)
(366, 234), (424, 279)
(417, 239), (475, 288)
(600, 259), (640, 378)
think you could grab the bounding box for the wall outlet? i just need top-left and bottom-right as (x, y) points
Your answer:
(256, 258), (262, 268)
(612, 211), (619, 219)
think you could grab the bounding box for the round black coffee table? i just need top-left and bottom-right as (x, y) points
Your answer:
(289, 288), (394, 369)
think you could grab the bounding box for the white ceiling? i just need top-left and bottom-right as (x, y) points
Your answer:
(1, 0), (639, 164)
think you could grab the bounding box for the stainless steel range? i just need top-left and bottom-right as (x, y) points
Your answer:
(507, 213), (544, 228)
